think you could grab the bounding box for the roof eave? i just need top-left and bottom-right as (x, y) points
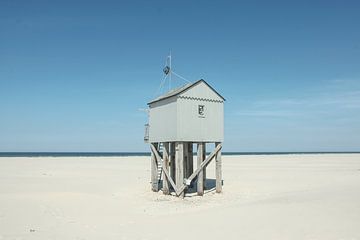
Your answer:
(147, 79), (225, 105)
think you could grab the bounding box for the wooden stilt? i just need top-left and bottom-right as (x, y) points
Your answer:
(150, 144), (177, 193)
(176, 142), (184, 198)
(203, 143), (207, 190)
(183, 142), (188, 179)
(188, 143), (193, 177)
(197, 142), (204, 196)
(151, 141), (222, 197)
(183, 142), (189, 195)
(162, 142), (170, 195)
(176, 143), (222, 196)
(150, 143), (159, 192)
(170, 142), (176, 185)
(215, 142), (222, 193)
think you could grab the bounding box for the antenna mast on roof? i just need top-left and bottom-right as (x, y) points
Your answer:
(162, 51), (172, 91)
(169, 51), (172, 90)
(158, 52), (191, 96)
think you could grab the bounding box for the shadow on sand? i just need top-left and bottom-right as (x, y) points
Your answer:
(159, 178), (223, 197)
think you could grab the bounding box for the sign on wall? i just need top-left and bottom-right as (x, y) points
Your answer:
(198, 105), (205, 118)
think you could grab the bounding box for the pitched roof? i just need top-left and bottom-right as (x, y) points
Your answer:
(147, 79), (225, 105)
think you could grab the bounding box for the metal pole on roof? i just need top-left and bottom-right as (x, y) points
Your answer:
(169, 51), (172, 91)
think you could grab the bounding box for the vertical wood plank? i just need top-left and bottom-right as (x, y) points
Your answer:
(215, 142), (222, 193)
(197, 142), (204, 196)
(176, 142), (184, 198)
(183, 142), (188, 179)
(170, 142), (176, 185)
(188, 143), (193, 177)
(150, 143), (159, 192)
(162, 142), (170, 195)
(203, 143), (207, 190)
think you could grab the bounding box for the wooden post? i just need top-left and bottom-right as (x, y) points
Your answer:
(203, 143), (207, 190)
(187, 143), (193, 177)
(176, 143), (222, 196)
(215, 142), (222, 193)
(176, 142), (184, 198)
(170, 142), (176, 185)
(151, 143), (159, 192)
(183, 142), (188, 179)
(150, 144), (177, 194)
(197, 142), (204, 196)
(162, 142), (170, 195)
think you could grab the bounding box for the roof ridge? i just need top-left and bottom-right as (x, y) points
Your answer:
(147, 79), (225, 105)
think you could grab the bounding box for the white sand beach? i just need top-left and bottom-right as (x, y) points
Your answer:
(0, 154), (359, 240)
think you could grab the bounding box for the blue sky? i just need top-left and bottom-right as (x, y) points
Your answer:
(0, 0), (359, 152)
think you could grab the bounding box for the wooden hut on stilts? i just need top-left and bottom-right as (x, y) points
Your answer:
(144, 55), (225, 198)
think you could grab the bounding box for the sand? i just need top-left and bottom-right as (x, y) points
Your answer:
(0, 154), (359, 240)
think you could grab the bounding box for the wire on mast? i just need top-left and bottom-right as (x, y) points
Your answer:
(156, 51), (192, 96)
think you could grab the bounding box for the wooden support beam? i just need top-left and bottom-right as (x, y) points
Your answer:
(197, 142), (204, 196)
(183, 142), (188, 179)
(162, 142), (170, 195)
(215, 142), (222, 193)
(150, 143), (159, 192)
(176, 142), (185, 198)
(188, 143), (193, 178)
(192, 143), (222, 181)
(151, 142), (222, 198)
(203, 143), (207, 190)
(170, 142), (176, 185)
(150, 144), (177, 193)
(161, 161), (177, 194)
(176, 143), (222, 196)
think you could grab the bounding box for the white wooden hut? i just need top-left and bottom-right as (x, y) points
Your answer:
(145, 79), (225, 197)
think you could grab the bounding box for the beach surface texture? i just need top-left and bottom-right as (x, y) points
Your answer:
(0, 154), (359, 240)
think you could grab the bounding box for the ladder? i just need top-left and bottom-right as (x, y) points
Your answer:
(157, 143), (164, 182)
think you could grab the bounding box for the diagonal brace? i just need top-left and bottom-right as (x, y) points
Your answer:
(150, 144), (178, 193)
(175, 143), (222, 196)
